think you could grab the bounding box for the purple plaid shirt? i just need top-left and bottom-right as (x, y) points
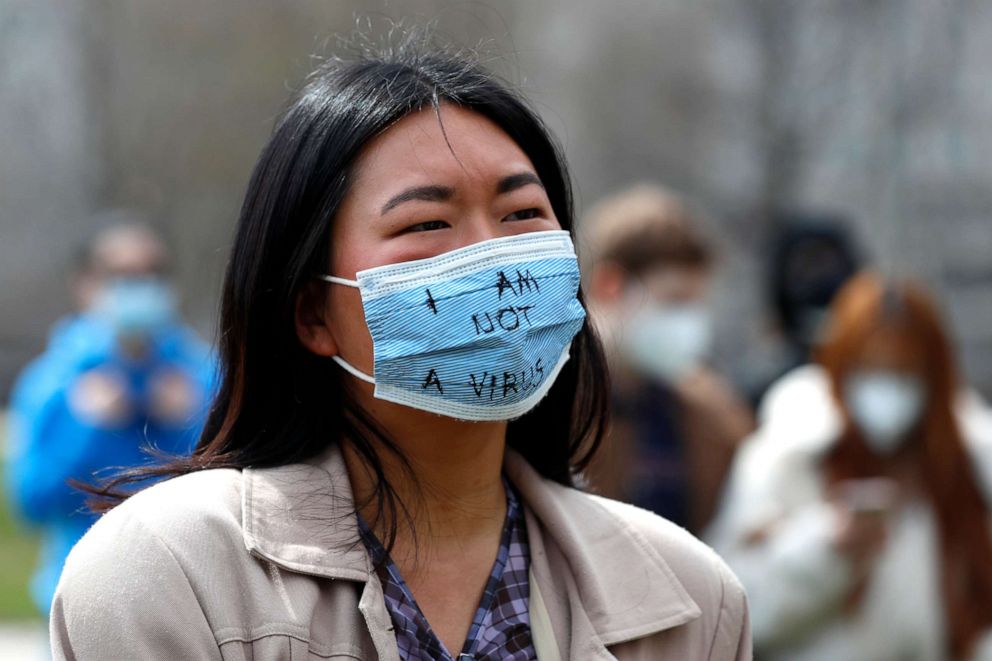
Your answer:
(358, 480), (536, 660)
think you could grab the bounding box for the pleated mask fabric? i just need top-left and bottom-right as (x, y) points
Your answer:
(320, 230), (586, 421)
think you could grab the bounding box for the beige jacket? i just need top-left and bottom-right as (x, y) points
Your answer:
(51, 446), (751, 660)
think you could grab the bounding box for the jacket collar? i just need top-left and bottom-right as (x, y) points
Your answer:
(243, 444), (700, 646)
(503, 451), (701, 648)
(242, 445), (371, 582)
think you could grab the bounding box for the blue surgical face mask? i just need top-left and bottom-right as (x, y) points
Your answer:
(320, 230), (586, 421)
(93, 277), (177, 337)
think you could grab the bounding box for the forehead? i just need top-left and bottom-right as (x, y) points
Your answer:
(638, 264), (710, 298)
(854, 325), (927, 372)
(91, 229), (167, 276)
(347, 104), (536, 194)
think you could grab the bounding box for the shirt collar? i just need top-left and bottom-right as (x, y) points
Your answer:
(243, 443), (700, 644)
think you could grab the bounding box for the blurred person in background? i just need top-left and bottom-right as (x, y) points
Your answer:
(5, 218), (216, 615)
(707, 272), (992, 660)
(582, 184), (755, 535)
(743, 217), (862, 407)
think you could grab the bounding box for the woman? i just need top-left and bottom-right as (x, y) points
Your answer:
(708, 273), (992, 660)
(51, 38), (750, 660)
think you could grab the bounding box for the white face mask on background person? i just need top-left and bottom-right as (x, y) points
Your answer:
(843, 370), (927, 454)
(621, 302), (713, 383)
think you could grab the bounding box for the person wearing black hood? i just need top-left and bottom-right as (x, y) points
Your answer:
(745, 216), (862, 407)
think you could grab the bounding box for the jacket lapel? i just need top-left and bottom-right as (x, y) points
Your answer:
(242, 448), (401, 661)
(505, 450), (701, 656)
(242, 445), (370, 582)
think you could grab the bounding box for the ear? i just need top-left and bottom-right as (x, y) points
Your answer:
(588, 260), (628, 305)
(294, 281), (339, 357)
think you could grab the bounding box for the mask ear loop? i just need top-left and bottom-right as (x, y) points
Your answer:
(317, 274), (373, 383)
(319, 274), (359, 287)
(331, 355), (376, 385)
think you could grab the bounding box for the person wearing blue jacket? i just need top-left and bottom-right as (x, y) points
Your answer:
(5, 221), (216, 614)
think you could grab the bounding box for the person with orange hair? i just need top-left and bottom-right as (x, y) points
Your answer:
(707, 272), (992, 660)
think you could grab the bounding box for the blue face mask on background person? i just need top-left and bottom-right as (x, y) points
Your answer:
(321, 230), (586, 421)
(92, 277), (177, 338)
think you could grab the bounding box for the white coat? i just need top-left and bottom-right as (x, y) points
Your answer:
(706, 365), (992, 661)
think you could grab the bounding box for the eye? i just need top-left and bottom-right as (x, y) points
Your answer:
(404, 220), (450, 233)
(503, 208), (542, 222)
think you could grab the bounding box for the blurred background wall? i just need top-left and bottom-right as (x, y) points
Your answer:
(2, 0), (990, 398)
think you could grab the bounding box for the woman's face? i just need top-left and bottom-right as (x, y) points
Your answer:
(315, 103), (561, 372)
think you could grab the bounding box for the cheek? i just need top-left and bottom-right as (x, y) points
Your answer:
(326, 285), (374, 361)
(328, 287), (363, 331)
(329, 226), (364, 280)
(329, 184), (383, 277)
(540, 208), (563, 231)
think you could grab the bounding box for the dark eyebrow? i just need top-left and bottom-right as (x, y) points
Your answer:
(381, 185), (454, 215)
(496, 172), (544, 195)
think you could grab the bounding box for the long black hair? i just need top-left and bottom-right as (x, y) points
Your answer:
(90, 30), (610, 539)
